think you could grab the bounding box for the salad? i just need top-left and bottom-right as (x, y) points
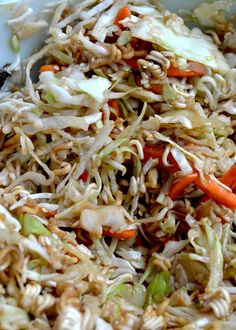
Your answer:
(0, 0), (236, 329)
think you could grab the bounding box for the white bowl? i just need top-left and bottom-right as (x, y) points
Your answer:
(0, 0), (217, 68)
(0, 0), (48, 68)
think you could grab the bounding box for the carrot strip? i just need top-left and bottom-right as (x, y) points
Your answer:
(114, 6), (131, 28)
(143, 145), (180, 172)
(169, 173), (198, 200)
(39, 64), (60, 73)
(108, 99), (122, 119)
(148, 84), (163, 94)
(167, 66), (198, 77)
(197, 165), (236, 206)
(220, 164), (236, 188)
(167, 62), (207, 77)
(143, 145), (164, 162)
(194, 174), (236, 210)
(103, 228), (137, 239)
(231, 180), (236, 191)
(143, 145), (236, 209)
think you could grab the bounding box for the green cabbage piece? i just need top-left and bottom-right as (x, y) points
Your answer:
(130, 15), (229, 74)
(163, 83), (176, 101)
(145, 271), (172, 306)
(203, 220), (223, 289)
(10, 34), (20, 53)
(50, 49), (73, 65)
(108, 283), (125, 300)
(19, 214), (50, 236)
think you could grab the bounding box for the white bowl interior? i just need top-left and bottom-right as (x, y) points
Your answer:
(0, 0), (234, 68)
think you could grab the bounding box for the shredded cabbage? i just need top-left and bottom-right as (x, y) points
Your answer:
(40, 71), (111, 106)
(193, 1), (233, 27)
(22, 113), (102, 134)
(0, 204), (21, 232)
(129, 15), (229, 74)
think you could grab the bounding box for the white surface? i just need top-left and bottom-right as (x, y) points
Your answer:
(162, 0), (204, 12)
(0, 0), (221, 68)
(0, 0), (48, 67)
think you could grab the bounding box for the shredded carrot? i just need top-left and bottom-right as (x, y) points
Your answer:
(103, 228), (137, 239)
(143, 145), (164, 162)
(148, 84), (163, 95)
(194, 174), (236, 210)
(231, 180), (236, 191)
(108, 99), (122, 119)
(167, 62), (207, 77)
(197, 165), (236, 205)
(167, 66), (199, 77)
(114, 6), (131, 28)
(169, 173), (198, 200)
(143, 145), (236, 209)
(220, 164), (236, 188)
(39, 64), (60, 73)
(143, 145), (179, 172)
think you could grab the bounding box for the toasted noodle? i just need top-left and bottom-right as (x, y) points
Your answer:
(1, 0), (236, 329)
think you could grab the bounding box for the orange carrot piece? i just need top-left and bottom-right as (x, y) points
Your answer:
(143, 145), (164, 162)
(220, 164), (236, 188)
(167, 62), (207, 77)
(39, 64), (60, 73)
(197, 165), (236, 205)
(194, 174), (236, 210)
(231, 180), (236, 191)
(108, 99), (122, 119)
(148, 84), (163, 95)
(143, 145), (180, 172)
(114, 6), (131, 28)
(103, 228), (137, 239)
(169, 173), (198, 200)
